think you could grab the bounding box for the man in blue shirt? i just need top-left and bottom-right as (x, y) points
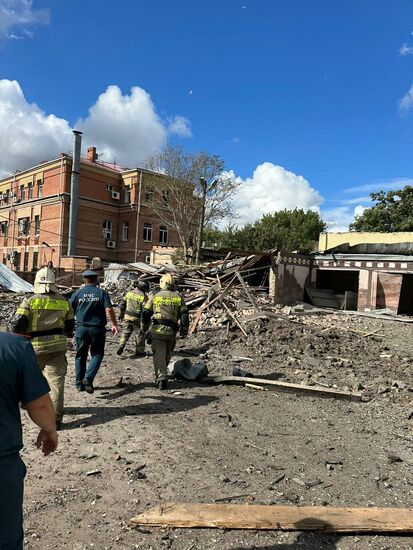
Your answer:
(70, 270), (119, 393)
(0, 332), (58, 550)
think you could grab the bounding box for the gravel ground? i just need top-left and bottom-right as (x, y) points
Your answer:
(18, 311), (413, 550)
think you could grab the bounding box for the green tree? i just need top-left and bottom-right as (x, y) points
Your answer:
(204, 209), (326, 253)
(350, 186), (413, 232)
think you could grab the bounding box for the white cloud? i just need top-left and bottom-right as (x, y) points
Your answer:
(0, 79), (72, 175)
(398, 84), (413, 113)
(167, 115), (192, 137)
(76, 85), (168, 166)
(399, 43), (413, 56)
(320, 205), (365, 232)
(231, 162), (324, 225)
(0, 80), (192, 175)
(0, 0), (49, 40)
(343, 178), (413, 194)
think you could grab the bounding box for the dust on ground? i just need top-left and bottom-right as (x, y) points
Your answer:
(18, 308), (413, 550)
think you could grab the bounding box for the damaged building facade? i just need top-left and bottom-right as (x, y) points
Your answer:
(272, 232), (413, 315)
(0, 133), (181, 274)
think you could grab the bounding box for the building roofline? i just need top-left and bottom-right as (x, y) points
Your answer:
(0, 155), (68, 185)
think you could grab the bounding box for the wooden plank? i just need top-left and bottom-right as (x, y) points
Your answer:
(222, 301), (248, 337)
(200, 375), (362, 401)
(189, 275), (237, 334)
(236, 271), (260, 313)
(130, 503), (413, 533)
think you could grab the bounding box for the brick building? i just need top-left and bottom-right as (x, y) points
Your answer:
(0, 146), (181, 274)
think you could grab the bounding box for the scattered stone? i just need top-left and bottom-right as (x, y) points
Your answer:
(86, 470), (102, 476)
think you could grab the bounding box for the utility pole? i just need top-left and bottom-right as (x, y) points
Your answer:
(195, 177), (207, 265)
(195, 176), (218, 265)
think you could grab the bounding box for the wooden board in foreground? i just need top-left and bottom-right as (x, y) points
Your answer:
(130, 503), (413, 533)
(200, 375), (362, 401)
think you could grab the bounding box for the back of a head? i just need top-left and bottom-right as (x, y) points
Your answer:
(82, 269), (98, 285)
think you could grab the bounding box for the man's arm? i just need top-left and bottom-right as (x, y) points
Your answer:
(9, 298), (30, 334)
(141, 298), (154, 331)
(106, 307), (119, 336)
(25, 394), (58, 456)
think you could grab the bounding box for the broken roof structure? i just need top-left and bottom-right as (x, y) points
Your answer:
(0, 263), (33, 293)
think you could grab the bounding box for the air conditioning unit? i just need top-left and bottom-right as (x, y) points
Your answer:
(111, 191), (120, 200)
(106, 240), (116, 249)
(13, 196), (19, 203)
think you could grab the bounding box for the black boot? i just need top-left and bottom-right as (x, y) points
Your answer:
(158, 378), (168, 391)
(116, 344), (125, 356)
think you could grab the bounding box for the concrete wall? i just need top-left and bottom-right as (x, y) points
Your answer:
(376, 272), (403, 312)
(270, 253), (313, 305)
(319, 231), (413, 252)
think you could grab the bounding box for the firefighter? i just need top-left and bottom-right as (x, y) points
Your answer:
(142, 274), (189, 390)
(117, 279), (150, 356)
(10, 267), (75, 430)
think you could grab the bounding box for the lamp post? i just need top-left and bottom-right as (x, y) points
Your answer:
(195, 176), (218, 265)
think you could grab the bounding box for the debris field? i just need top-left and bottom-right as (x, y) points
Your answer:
(3, 257), (412, 550)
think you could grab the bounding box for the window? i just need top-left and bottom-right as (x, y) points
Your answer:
(144, 187), (154, 204)
(32, 251), (38, 271)
(28, 183), (34, 199)
(161, 189), (171, 207)
(23, 252), (29, 272)
(0, 221), (8, 238)
(37, 180), (43, 198)
(122, 221), (129, 241)
(18, 217), (30, 237)
(105, 184), (113, 191)
(13, 252), (21, 270)
(20, 185), (25, 201)
(143, 223), (152, 242)
(102, 220), (112, 239)
(159, 225), (168, 245)
(124, 186), (131, 204)
(34, 215), (40, 235)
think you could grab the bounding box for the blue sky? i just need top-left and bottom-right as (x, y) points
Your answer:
(2, 0), (413, 229)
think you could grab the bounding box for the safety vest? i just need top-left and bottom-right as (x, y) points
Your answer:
(144, 290), (188, 337)
(124, 290), (146, 322)
(15, 292), (74, 355)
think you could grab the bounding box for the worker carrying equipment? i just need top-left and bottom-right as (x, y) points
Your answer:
(141, 274), (189, 390)
(10, 267), (75, 429)
(117, 279), (150, 356)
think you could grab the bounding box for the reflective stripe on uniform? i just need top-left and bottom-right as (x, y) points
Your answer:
(31, 334), (67, 354)
(29, 297), (70, 311)
(153, 296), (181, 307)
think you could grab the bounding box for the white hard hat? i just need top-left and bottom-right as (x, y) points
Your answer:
(34, 267), (56, 285)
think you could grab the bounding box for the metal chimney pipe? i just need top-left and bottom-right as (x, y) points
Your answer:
(67, 130), (82, 256)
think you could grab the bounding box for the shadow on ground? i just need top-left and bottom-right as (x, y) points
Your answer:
(63, 393), (218, 430)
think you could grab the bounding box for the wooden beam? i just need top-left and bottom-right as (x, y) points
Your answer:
(222, 301), (248, 337)
(130, 503), (413, 533)
(236, 271), (260, 313)
(200, 375), (362, 401)
(189, 275), (237, 334)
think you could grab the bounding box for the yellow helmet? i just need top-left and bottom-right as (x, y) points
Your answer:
(159, 273), (174, 290)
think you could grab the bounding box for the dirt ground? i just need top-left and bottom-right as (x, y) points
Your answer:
(20, 311), (412, 550)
